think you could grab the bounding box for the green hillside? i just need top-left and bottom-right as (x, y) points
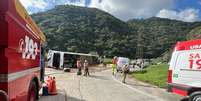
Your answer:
(187, 26), (201, 40)
(127, 17), (201, 58)
(32, 5), (136, 58)
(32, 5), (201, 59)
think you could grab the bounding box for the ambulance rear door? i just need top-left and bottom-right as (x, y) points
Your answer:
(172, 49), (201, 87)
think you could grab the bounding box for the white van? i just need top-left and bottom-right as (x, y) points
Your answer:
(116, 57), (129, 72)
(168, 39), (201, 101)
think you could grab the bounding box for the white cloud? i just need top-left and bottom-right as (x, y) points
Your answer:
(19, 0), (201, 22)
(65, 0), (86, 6)
(156, 8), (200, 22)
(89, 0), (174, 21)
(19, 0), (32, 8)
(32, 0), (47, 9)
(20, 0), (86, 14)
(20, 0), (48, 13)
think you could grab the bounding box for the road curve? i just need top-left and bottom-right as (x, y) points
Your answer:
(46, 68), (181, 101)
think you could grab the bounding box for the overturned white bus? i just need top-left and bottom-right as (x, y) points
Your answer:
(47, 50), (100, 69)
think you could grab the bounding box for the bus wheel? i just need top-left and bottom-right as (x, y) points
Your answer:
(29, 82), (37, 101)
(189, 91), (201, 101)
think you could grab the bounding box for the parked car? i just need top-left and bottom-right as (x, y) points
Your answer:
(116, 57), (129, 72)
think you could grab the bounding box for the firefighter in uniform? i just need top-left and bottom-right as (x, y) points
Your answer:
(112, 56), (117, 75)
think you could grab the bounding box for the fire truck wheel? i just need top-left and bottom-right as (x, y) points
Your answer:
(0, 90), (8, 101)
(189, 91), (201, 101)
(28, 81), (37, 101)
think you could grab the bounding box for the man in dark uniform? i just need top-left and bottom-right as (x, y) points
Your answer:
(122, 64), (129, 83)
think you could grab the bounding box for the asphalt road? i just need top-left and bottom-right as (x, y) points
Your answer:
(45, 68), (182, 101)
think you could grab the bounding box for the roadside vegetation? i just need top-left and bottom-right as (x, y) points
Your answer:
(103, 58), (112, 65)
(132, 63), (168, 88)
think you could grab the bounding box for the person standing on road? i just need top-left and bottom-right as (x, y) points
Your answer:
(77, 59), (82, 75)
(140, 60), (144, 69)
(122, 64), (129, 83)
(83, 60), (90, 76)
(112, 56), (118, 75)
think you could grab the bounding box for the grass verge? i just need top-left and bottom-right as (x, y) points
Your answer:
(132, 63), (168, 88)
(103, 58), (112, 64)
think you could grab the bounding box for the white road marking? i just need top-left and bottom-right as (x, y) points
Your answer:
(112, 75), (166, 101)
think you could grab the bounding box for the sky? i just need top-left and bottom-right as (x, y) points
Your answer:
(19, 0), (201, 22)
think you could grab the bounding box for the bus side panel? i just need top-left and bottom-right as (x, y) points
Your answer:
(47, 50), (54, 67)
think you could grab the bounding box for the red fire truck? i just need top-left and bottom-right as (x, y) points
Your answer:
(0, 0), (46, 101)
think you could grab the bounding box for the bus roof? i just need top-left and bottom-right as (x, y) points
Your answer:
(175, 39), (201, 51)
(50, 50), (99, 57)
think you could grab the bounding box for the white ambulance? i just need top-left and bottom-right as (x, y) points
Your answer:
(116, 57), (129, 72)
(168, 39), (201, 101)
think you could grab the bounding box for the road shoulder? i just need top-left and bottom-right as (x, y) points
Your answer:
(113, 72), (182, 101)
(39, 89), (67, 101)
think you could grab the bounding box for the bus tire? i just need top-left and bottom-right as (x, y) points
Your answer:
(28, 81), (37, 101)
(189, 91), (201, 101)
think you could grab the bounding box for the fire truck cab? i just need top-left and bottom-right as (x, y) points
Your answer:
(0, 0), (46, 100)
(168, 39), (201, 101)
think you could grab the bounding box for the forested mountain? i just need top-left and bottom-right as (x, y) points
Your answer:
(32, 5), (201, 59)
(32, 5), (136, 58)
(127, 17), (201, 58)
(187, 26), (201, 40)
